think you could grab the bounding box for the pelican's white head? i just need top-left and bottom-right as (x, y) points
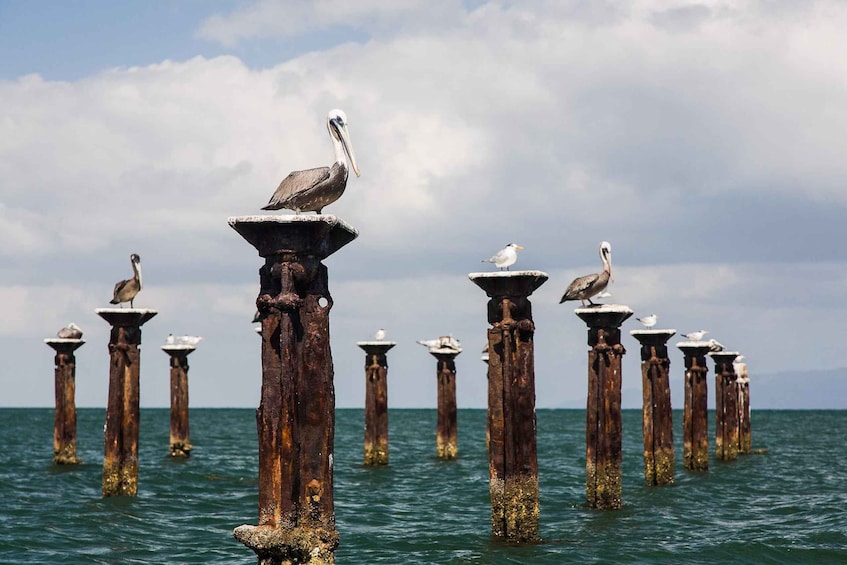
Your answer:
(600, 241), (612, 281)
(327, 109), (360, 177)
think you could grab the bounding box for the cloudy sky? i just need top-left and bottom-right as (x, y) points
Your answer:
(1, 1), (845, 410)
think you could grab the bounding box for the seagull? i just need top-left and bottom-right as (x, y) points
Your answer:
(707, 339), (725, 352)
(559, 241), (613, 306)
(682, 330), (709, 341)
(417, 338), (441, 348)
(177, 335), (204, 347)
(637, 314), (658, 328)
(165, 334), (175, 346)
(57, 323), (83, 339)
(110, 253), (142, 308)
(482, 243), (523, 270)
(262, 109), (360, 213)
(439, 335), (461, 351)
(374, 328), (386, 340)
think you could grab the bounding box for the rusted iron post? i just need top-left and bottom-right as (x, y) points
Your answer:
(429, 345), (461, 460)
(735, 359), (752, 454)
(711, 351), (740, 461)
(97, 308), (157, 497)
(356, 340), (395, 466)
(575, 304), (633, 510)
(44, 338), (85, 465)
(469, 270), (547, 543)
(676, 340), (711, 471)
(631, 329), (675, 486)
(481, 347), (490, 450)
(229, 215), (357, 565)
(162, 345), (195, 458)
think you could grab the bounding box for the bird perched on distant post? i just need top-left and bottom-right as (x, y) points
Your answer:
(637, 314), (658, 328)
(262, 109), (360, 213)
(682, 330), (709, 341)
(559, 241), (613, 307)
(482, 243), (523, 270)
(374, 328), (386, 340)
(177, 335), (203, 347)
(57, 322), (83, 339)
(110, 253), (142, 308)
(417, 338), (440, 348)
(707, 339), (725, 352)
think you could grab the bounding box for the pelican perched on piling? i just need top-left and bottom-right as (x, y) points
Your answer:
(559, 241), (613, 307)
(57, 323), (83, 339)
(483, 243), (523, 270)
(110, 253), (142, 308)
(262, 109), (360, 213)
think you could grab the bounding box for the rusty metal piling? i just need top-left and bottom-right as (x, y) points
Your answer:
(575, 305), (633, 510)
(735, 359), (752, 454)
(469, 270), (547, 544)
(162, 345), (195, 458)
(97, 308), (157, 497)
(44, 338), (85, 465)
(356, 340), (395, 466)
(229, 215), (357, 565)
(676, 341), (711, 471)
(429, 345), (461, 460)
(711, 351), (740, 461)
(631, 329), (676, 486)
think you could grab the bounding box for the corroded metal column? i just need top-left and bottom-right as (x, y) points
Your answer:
(735, 359), (752, 454)
(44, 338), (85, 465)
(430, 345), (461, 460)
(469, 270), (547, 544)
(230, 215), (357, 565)
(711, 351), (740, 461)
(676, 341), (711, 471)
(575, 305), (633, 510)
(97, 308), (157, 497)
(162, 344), (195, 458)
(356, 340), (395, 466)
(631, 329), (675, 486)
(481, 346), (490, 450)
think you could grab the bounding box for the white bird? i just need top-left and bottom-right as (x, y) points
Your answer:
(165, 334), (175, 346)
(560, 241), (613, 306)
(374, 328), (386, 340)
(439, 335), (461, 351)
(636, 314), (658, 328)
(707, 339), (725, 352)
(482, 243), (523, 270)
(417, 338), (440, 348)
(682, 330), (709, 341)
(57, 322), (83, 339)
(596, 290), (612, 299)
(254, 325), (262, 335)
(177, 335), (204, 347)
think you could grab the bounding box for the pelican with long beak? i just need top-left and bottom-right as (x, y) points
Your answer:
(560, 241), (613, 306)
(110, 253), (142, 308)
(262, 109), (360, 213)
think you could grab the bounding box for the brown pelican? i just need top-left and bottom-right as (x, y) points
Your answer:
(110, 253), (142, 308)
(482, 243), (524, 270)
(559, 241), (612, 306)
(262, 109), (360, 213)
(57, 322), (83, 339)
(682, 330), (709, 341)
(637, 314), (658, 328)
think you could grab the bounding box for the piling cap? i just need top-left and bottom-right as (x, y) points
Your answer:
(428, 346), (462, 357)
(574, 304), (633, 328)
(228, 214), (358, 259)
(630, 329), (676, 345)
(468, 270), (548, 298)
(162, 344), (196, 355)
(44, 338), (85, 352)
(96, 308), (158, 327)
(356, 341), (397, 354)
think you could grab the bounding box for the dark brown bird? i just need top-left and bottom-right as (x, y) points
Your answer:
(110, 253), (142, 308)
(560, 241), (613, 306)
(262, 109), (360, 213)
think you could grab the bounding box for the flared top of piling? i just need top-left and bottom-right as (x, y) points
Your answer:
(574, 304), (633, 328)
(675, 340), (713, 356)
(468, 270), (548, 298)
(630, 329), (676, 345)
(429, 346), (462, 358)
(228, 214), (358, 259)
(710, 351), (740, 364)
(96, 308), (158, 327)
(162, 344), (196, 356)
(44, 338), (85, 352)
(356, 341), (396, 354)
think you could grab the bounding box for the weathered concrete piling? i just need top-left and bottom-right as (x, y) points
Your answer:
(631, 329), (676, 486)
(469, 270), (547, 543)
(575, 304), (633, 510)
(429, 344), (461, 460)
(229, 215), (357, 565)
(356, 340), (395, 465)
(162, 344), (195, 457)
(735, 359), (752, 454)
(676, 340), (711, 471)
(97, 308), (158, 497)
(44, 338), (85, 464)
(711, 351), (740, 461)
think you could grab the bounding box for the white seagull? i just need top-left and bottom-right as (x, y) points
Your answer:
(682, 330), (709, 341)
(57, 323), (84, 339)
(177, 335), (204, 347)
(374, 328), (386, 340)
(165, 334), (175, 346)
(482, 243), (523, 271)
(636, 314), (658, 328)
(707, 339), (725, 352)
(417, 338), (441, 348)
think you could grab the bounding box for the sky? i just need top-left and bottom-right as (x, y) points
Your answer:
(1, 0), (846, 409)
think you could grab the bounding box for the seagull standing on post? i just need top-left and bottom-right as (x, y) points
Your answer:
(637, 314), (658, 328)
(482, 243), (523, 271)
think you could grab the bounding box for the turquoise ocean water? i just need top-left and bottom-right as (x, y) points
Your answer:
(0, 408), (845, 564)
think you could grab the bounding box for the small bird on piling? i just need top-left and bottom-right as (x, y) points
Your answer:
(110, 253), (142, 308)
(263, 109), (360, 213)
(707, 338), (725, 352)
(165, 334), (175, 346)
(417, 338), (440, 348)
(483, 243), (523, 270)
(57, 322), (83, 339)
(559, 241), (613, 307)
(374, 328), (386, 340)
(682, 330), (709, 341)
(177, 335), (204, 347)
(637, 314), (658, 328)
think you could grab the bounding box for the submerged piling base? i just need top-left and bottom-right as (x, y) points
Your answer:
(233, 525), (340, 565)
(489, 474), (540, 541)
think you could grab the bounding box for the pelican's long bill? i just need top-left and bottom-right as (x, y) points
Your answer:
(331, 116), (360, 177)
